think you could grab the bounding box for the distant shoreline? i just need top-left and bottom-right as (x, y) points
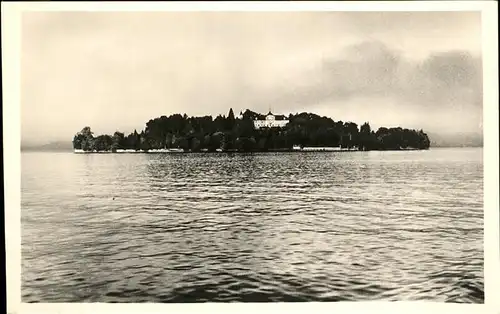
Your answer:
(70, 147), (436, 154)
(73, 147), (362, 154)
(20, 145), (483, 153)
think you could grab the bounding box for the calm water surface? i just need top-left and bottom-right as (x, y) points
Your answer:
(21, 148), (484, 303)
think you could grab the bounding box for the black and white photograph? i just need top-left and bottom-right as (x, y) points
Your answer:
(3, 1), (499, 314)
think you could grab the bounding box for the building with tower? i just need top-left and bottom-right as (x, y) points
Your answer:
(253, 111), (289, 129)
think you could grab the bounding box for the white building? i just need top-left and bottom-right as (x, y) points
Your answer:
(253, 112), (289, 129)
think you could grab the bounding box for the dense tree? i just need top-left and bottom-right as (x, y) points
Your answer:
(111, 131), (125, 151)
(72, 109), (431, 152)
(92, 134), (113, 152)
(226, 108), (236, 131)
(72, 126), (94, 151)
(359, 122), (378, 151)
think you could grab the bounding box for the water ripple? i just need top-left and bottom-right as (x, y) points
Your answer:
(21, 148), (483, 303)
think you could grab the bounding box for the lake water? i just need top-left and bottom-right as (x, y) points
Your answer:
(21, 148), (484, 303)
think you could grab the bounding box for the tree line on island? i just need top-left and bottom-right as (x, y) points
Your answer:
(72, 108), (430, 152)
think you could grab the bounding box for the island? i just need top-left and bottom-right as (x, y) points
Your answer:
(72, 108), (430, 153)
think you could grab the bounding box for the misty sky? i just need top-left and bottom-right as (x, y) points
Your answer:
(21, 11), (482, 144)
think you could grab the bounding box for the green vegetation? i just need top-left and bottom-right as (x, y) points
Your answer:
(72, 109), (430, 152)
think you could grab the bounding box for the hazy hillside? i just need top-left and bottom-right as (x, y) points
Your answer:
(21, 141), (74, 152)
(428, 132), (483, 148)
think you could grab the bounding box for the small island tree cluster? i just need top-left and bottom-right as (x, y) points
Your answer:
(72, 109), (430, 152)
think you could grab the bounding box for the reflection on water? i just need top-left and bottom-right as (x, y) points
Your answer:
(21, 148), (483, 303)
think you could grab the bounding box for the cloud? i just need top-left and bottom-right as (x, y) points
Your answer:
(263, 41), (482, 134)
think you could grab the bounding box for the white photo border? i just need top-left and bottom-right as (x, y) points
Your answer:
(3, 2), (498, 314)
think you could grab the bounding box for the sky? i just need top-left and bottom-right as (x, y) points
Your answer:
(21, 11), (483, 144)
